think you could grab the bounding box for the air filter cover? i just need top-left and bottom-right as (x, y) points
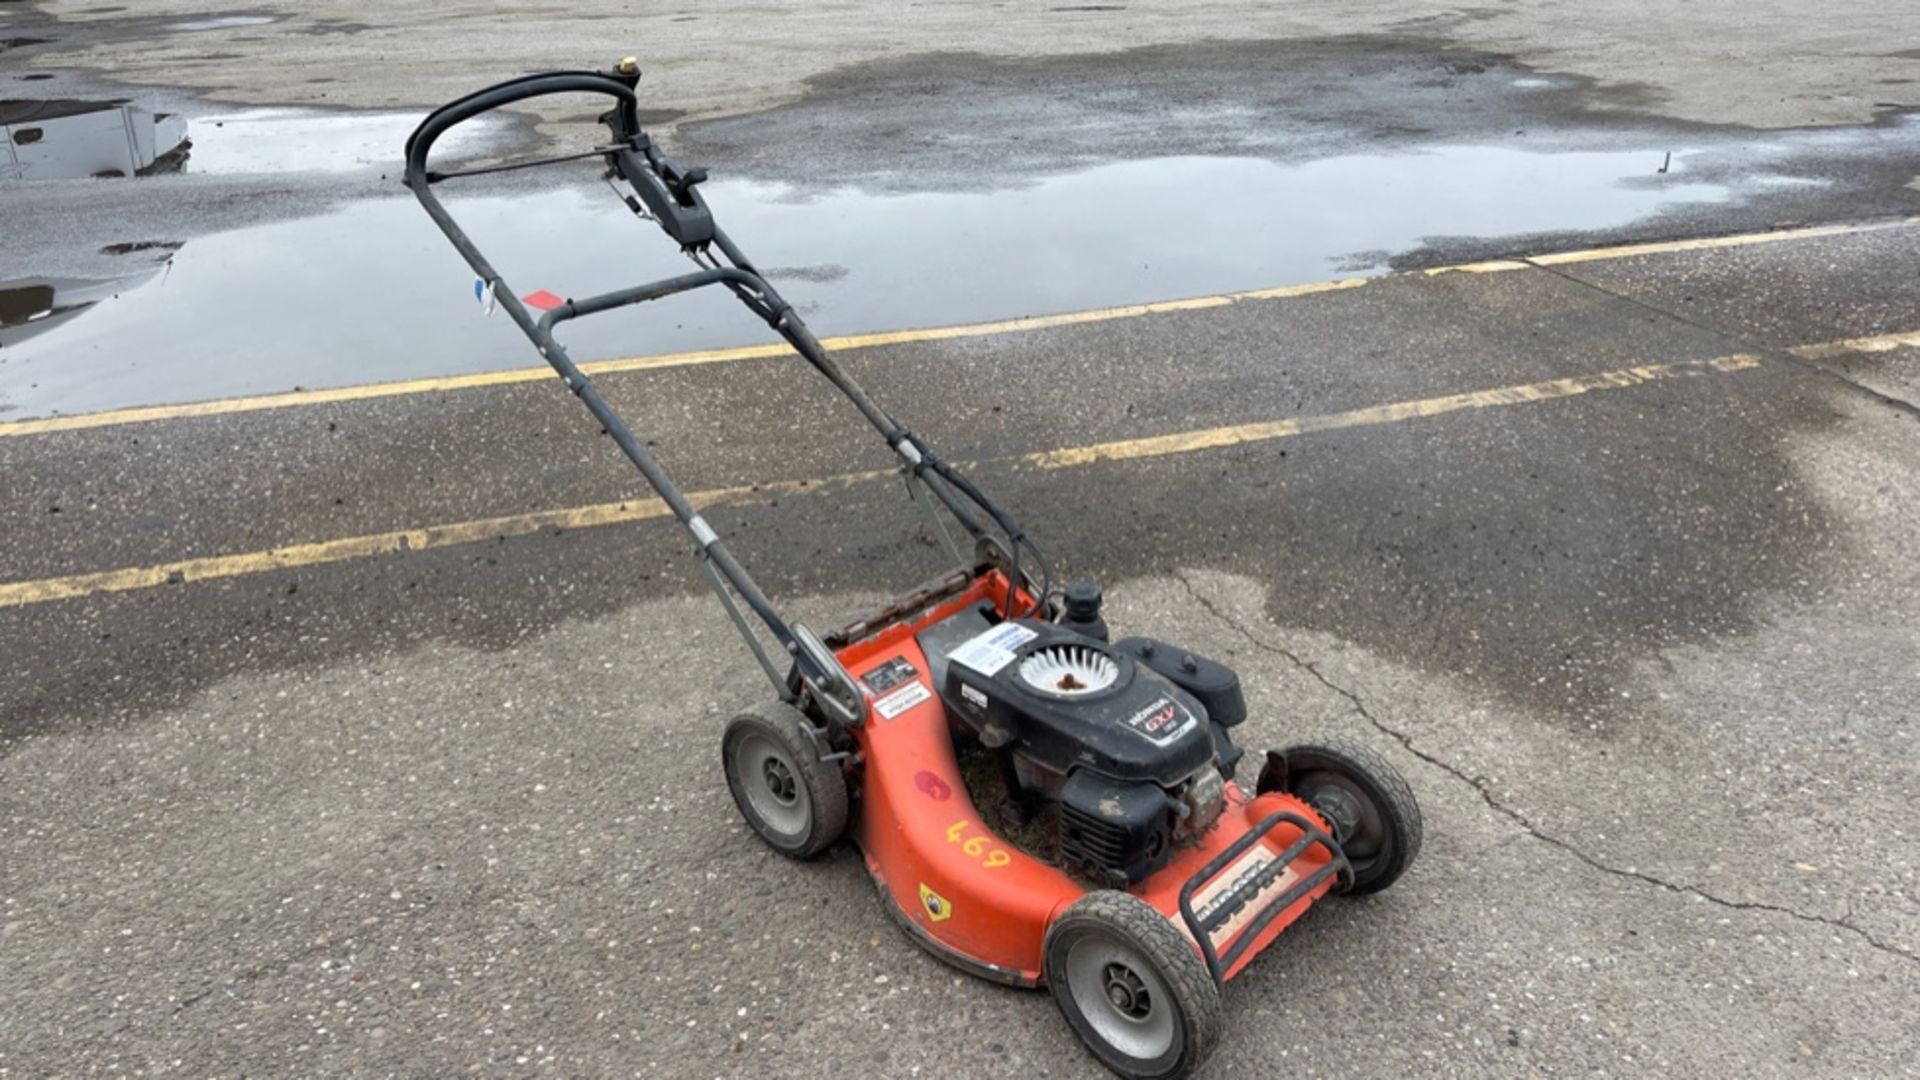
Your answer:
(1018, 643), (1118, 696)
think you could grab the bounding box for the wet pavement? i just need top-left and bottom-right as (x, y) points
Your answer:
(5, 4), (1920, 1078)
(18, 0), (1920, 132)
(0, 146), (1746, 416)
(5, 122), (1920, 416)
(4, 26), (1919, 417)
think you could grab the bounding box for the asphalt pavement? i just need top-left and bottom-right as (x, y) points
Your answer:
(3, 220), (1918, 1077)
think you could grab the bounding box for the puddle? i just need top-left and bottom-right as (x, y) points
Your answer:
(1, 145), (1735, 416)
(167, 16), (277, 32)
(1, 99), (188, 179)
(182, 108), (496, 175)
(0, 276), (143, 352)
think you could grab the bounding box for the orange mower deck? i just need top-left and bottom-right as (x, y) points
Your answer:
(834, 572), (1347, 987)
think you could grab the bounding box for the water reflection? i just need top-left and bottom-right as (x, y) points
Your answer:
(1, 99), (496, 181)
(184, 108), (497, 175)
(0, 276), (151, 353)
(2, 147), (1730, 417)
(1, 100), (188, 180)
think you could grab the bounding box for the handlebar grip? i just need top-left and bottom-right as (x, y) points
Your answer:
(403, 70), (639, 185)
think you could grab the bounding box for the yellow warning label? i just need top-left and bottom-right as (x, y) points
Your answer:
(918, 882), (953, 922)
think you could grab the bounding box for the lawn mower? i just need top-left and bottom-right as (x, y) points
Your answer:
(406, 60), (1422, 1079)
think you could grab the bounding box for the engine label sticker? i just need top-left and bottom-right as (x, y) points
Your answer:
(1121, 696), (1198, 746)
(872, 680), (932, 721)
(959, 683), (989, 710)
(947, 621), (1037, 676)
(860, 656), (919, 695)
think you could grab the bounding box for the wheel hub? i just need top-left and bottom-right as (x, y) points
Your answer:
(1101, 962), (1152, 1020)
(761, 757), (797, 803)
(1063, 931), (1179, 1063)
(732, 730), (812, 841)
(1308, 784), (1363, 843)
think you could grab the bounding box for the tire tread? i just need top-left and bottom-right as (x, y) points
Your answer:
(1280, 738), (1422, 895)
(722, 700), (848, 859)
(1044, 890), (1221, 1079)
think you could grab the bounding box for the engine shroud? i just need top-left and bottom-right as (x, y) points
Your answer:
(921, 610), (1236, 885)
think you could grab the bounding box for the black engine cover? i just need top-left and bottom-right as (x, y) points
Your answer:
(1114, 636), (1247, 727)
(918, 609), (1243, 884)
(937, 619), (1216, 789)
(1058, 772), (1170, 886)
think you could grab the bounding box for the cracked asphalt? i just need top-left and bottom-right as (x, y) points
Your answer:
(1175, 573), (1913, 968)
(4, 221), (1919, 1076)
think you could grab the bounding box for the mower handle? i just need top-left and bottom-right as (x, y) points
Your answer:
(403, 69), (640, 187)
(404, 61), (1050, 723)
(404, 65), (717, 247)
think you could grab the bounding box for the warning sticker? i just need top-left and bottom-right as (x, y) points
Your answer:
(860, 656), (919, 696)
(919, 882), (953, 922)
(873, 680), (932, 721)
(947, 622), (1037, 677)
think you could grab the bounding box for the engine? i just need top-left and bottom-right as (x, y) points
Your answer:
(919, 600), (1248, 887)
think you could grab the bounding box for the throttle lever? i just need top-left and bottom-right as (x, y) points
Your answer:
(670, 166), (709, 198)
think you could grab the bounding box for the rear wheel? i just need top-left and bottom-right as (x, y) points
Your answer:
(1044, 891), (1221, 1080)
(721, 701), (847, 859)
(1268, 739), (1422, 895)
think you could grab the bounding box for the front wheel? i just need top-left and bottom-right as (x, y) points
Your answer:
(1264, 739), (1422, 895)
(1044, 891), (1221, 1079)
(721, 701), (848, 859)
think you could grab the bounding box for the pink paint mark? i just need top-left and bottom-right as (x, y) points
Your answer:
(913, 770), (952, 801)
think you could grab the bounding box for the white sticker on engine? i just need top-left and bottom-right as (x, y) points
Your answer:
(872, 680), (932, 720)
(960, 684), (989, 709)
(947, 622), (1037, 676)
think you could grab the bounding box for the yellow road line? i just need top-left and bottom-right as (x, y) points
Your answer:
(0, 469), (896, 608)
(1787, 329), (1920, 362)
(3, 215), (1911, 440)
(1527, 218), (1918, 266)
(0, 279), (1365, 440)
(1424, 259), (1531, 275)
(0, 352), (1766, 609)
(1026, 354), (1761, 469)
